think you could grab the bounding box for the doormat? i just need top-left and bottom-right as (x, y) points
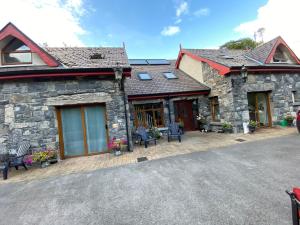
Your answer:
(235, 138), (246, 142)
(137, 157), (148, 162)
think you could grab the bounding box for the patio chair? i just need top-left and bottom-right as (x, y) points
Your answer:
(168, 122), (182, 143)
(286, 189), (300, 225)
(8, 141), (30, 171)
(0, 155), (8, 180)
(136, 126), (156, 148)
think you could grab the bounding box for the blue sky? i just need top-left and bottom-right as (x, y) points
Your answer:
(3, 0), (300, 59)
(80, 0), (268, 59)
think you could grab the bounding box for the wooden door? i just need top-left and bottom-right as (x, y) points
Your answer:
(174, 100), (196, 131)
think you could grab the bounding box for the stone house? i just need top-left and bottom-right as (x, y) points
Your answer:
(0, 23), (132, 158)
(176, 36), (300, 132)
(125, 59), (210, 131)
(1, 22), (299, 159)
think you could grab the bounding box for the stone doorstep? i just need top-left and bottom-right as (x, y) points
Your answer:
(0, 127), (297, 184)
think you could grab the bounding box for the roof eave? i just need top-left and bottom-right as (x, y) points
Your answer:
(176, 49), (231, 75)
(0, 67), (131, 80)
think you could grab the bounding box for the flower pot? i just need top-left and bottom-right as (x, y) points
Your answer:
(49, 158), (58, 164)
(41, 161), (50, 168)
(115, 150), (122, 156)
(286, 120), (294, 127)
(223, 128), (233, 133)
(248, 126), (256, 133)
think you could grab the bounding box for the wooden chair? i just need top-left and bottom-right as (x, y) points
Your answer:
(168, 122), (182, 143)
(0, 154), (8, 180)
(8, 141), (30, 171)
(136, 126), (156, 148)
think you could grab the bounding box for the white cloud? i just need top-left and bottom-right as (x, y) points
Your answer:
(176, 1), (188, 17)
(161, 26), (181, 36)
(194, 8), (210, 17)
(0, 0), (87, 47)
(175, 18), (182, 24)
(234, 0), (300, 56)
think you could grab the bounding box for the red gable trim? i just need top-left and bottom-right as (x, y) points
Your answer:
(128, 91), (209, 101)
(0, 23), (59, 67)
(175, 50), (231, 75)
(265, 36), (300, 64)
(0, 70), (131, 80)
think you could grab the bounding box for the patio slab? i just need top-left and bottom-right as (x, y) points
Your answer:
(0, 126), (297, 184)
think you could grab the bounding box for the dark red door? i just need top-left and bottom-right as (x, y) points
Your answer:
(174, 100), (196, 131)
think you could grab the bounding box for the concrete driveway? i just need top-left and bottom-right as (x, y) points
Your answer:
(0, 134), (299, 225)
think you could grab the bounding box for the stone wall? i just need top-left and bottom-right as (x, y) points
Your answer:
(200, 60), (300, 132)
(201, 62), (236, 125)
(231, 73), (300, 131)
(0, 77), (130, 154)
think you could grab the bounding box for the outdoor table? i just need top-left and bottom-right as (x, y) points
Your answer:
(158, 127), (169, 137)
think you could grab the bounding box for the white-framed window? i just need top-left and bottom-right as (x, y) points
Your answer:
(292, 91), (300, 103)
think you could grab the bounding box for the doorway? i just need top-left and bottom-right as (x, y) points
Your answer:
(247, 92), (272, 127)
(57, 104), (108, 159)
(174, 100), (198, 131)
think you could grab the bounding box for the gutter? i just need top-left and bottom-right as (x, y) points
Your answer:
(0, 67), (132, 80)
(128, 90), (210, 101)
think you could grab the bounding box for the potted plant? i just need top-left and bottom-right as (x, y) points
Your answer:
(248, 120), (257, 133)
(222, 121), (233, 133)
(108, 137), (127, 156)
(178, 119), (184, 134)
(32, 149), (58, 168)
(285, 113), (295, 127)
(149, 127), (162, 139)
(196, 114), (207, 131)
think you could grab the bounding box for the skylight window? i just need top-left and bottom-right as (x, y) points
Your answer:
(138, 73), (152, 80)
(163, 72), (177, 79)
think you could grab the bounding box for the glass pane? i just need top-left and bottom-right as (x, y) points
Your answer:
(84, 106), (107, 153)
(163, 72), (177, 79)
(154, 110), (164, 127)
(138, 73), (152, 80)
(5, 39), (30, 51)
(3, 52), (32, 64)
(257, 93), (269, 126)
(61, 108), (85, 156)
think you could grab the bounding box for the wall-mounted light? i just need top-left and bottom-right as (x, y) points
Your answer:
(241, 65), (248, 81)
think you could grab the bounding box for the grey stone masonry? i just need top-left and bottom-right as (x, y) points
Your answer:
(201, 62), (236, 125)
(0, 77), (130, 154)
(200, 60), (300, 132)
(231, 73), (300, 131)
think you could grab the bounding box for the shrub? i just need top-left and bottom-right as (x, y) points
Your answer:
(149, 127), (162, 139)
(285, 114), (295, 122)
(32, 149), (57, 162)
(248, 120), (257, 127)
(222, 121), (233, 129)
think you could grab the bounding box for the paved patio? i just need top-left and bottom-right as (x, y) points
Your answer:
(0, 127), (297, 184)
(1, 134), (300, 225)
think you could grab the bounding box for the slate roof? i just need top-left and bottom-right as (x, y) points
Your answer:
(125, 60), (210, 96)
(243, 37), (278, 64)
(45, 47), (130, 68)
(183, 36), (299, 68)
(183, 49), (258, 67)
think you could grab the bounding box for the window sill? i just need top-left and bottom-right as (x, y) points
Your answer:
(293, 102), (300, 106)
(210, 121), (222, 126)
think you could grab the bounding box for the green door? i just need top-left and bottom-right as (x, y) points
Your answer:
(60, 105), (108, 157)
